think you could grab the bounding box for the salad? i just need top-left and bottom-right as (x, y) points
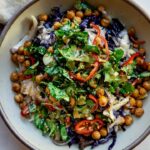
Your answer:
(10, 1), (150, 149)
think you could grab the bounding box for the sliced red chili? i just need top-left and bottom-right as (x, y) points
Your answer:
(88, 94), (98, 113)
(42, 102), (56, 111)
(23, 75), (33, 80)
(75, 119), (104, 135)
(122, 52), (140, 66)
(21, 105), (30, 117)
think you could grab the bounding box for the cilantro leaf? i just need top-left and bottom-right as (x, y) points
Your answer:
(120, 82), (135, 94)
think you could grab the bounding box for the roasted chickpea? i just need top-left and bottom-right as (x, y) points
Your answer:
(35, 74), (44, 83)
(10, 72), (19, 82)
(84, 9), (92, 16)
(143, 81), (150, 91)
(135, 108), (144, 117)
(14, 94), (24, 103)
(139, 48), (146, 55)
(70, 97), (76, 107)
(47, 46), (54, 53)
(17, 55), (25, 63)
(23, 60), (30, 68)
(98, 5), (105, 13)
(76, 11), (84, 18)
(92, 131), (101, 140)
(12, 83), (21, 93)
(38, 14), (48, 21)
(136, 100), (143, 108)
(96, 87), (105, 96)
(132, 89), (139, 98)
(147, 62), (150, 71)
(124, 115), (133, 126)
(129, 97), (136, 107)
(139, 87), (147, 95)
(98, 96), (108, 107)
(136, 57), (144, 65)
(100, 128), (107, 137)
(74, 16), (82, 24)
(11, 53), (18, 63)
(18, 46), (24, 55)
(53, 22), (62, 30)
(93, 10), (100, 16)
(18, 72), (24, 81)
(23, 50), (30, 56)
(24, 41), (32, 47)
(62, 18), (70, 25)
(100, 18), (110, 27)
(130, 108), (135, 114)
(67, 10), (75, 19)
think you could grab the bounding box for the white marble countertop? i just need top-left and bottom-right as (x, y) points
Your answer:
(0, 0), (149, 150)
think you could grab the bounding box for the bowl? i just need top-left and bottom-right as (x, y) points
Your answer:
(0, 0), (150, 150)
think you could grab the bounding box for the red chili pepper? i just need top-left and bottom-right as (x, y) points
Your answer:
(21, 105), (30, 117)
(75, 119), (103, 135)
(70, 62), (99, 82)
(88, 94), (98, 112)
(91, 23), (110, 60)
(122, 52), (140, 66)
(42, 103), (56, 111)
(23, 75), (33, 80)
(130, 36), (145, 45)
(29, 56), (35, 65)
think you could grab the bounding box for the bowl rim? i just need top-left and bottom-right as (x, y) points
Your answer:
(0, 0), (150, 150)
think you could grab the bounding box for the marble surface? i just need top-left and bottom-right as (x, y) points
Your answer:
(0, 0), (149, 150)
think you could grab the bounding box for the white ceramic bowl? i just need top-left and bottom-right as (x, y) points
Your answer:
(0, 0), (150, 150)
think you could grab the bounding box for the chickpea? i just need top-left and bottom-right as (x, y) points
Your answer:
(35, 74), (44, 84)
(67, 10), (75, 19)
(136, 100), (143, 108)
(53, 22), (62, 30)
(23, 60), (30, 68)
(11, 53), (18, 63)
(143, 81), (150, 91)
(12, 83), (20, 93)
(147, 62), (150, 71)
(70, 97), (76, 107)
(124, 115), (133, 126)
(74, 16), (82, 24)
(130, 108), (135, 114)
(92, 131), (101, 140)
(93, 10), (99, 16)
(100, 128), (107, 137)
(23, 50), (30, 56)
(62, 18), (70, 25)
(136, 57), (144, 65)
(135, 108), (144, 117)
(10, 72), (19, 82)
(129, 97), (136, 107)
(96, 87), (105, 96)
(38, 14), (48, 21)
(132, 89), (139, 98)
(100, 18), (110, 28)
(98, 96), (108, 107)
(18, 72), (24, 81)
(76, 11), (84, 18)
(47, 46), (54, 53)
(128, 27), (136, 37)
(14, 94), (24, 103)
(84, 9), (92, 16)
(139, 48), (146, 55)
(18, 46), (24, 55)
(98, 5), (105, 13)
(139, 87), (147, 95)
(24, 41), (32, 47)
(17, 55), (25, 63)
